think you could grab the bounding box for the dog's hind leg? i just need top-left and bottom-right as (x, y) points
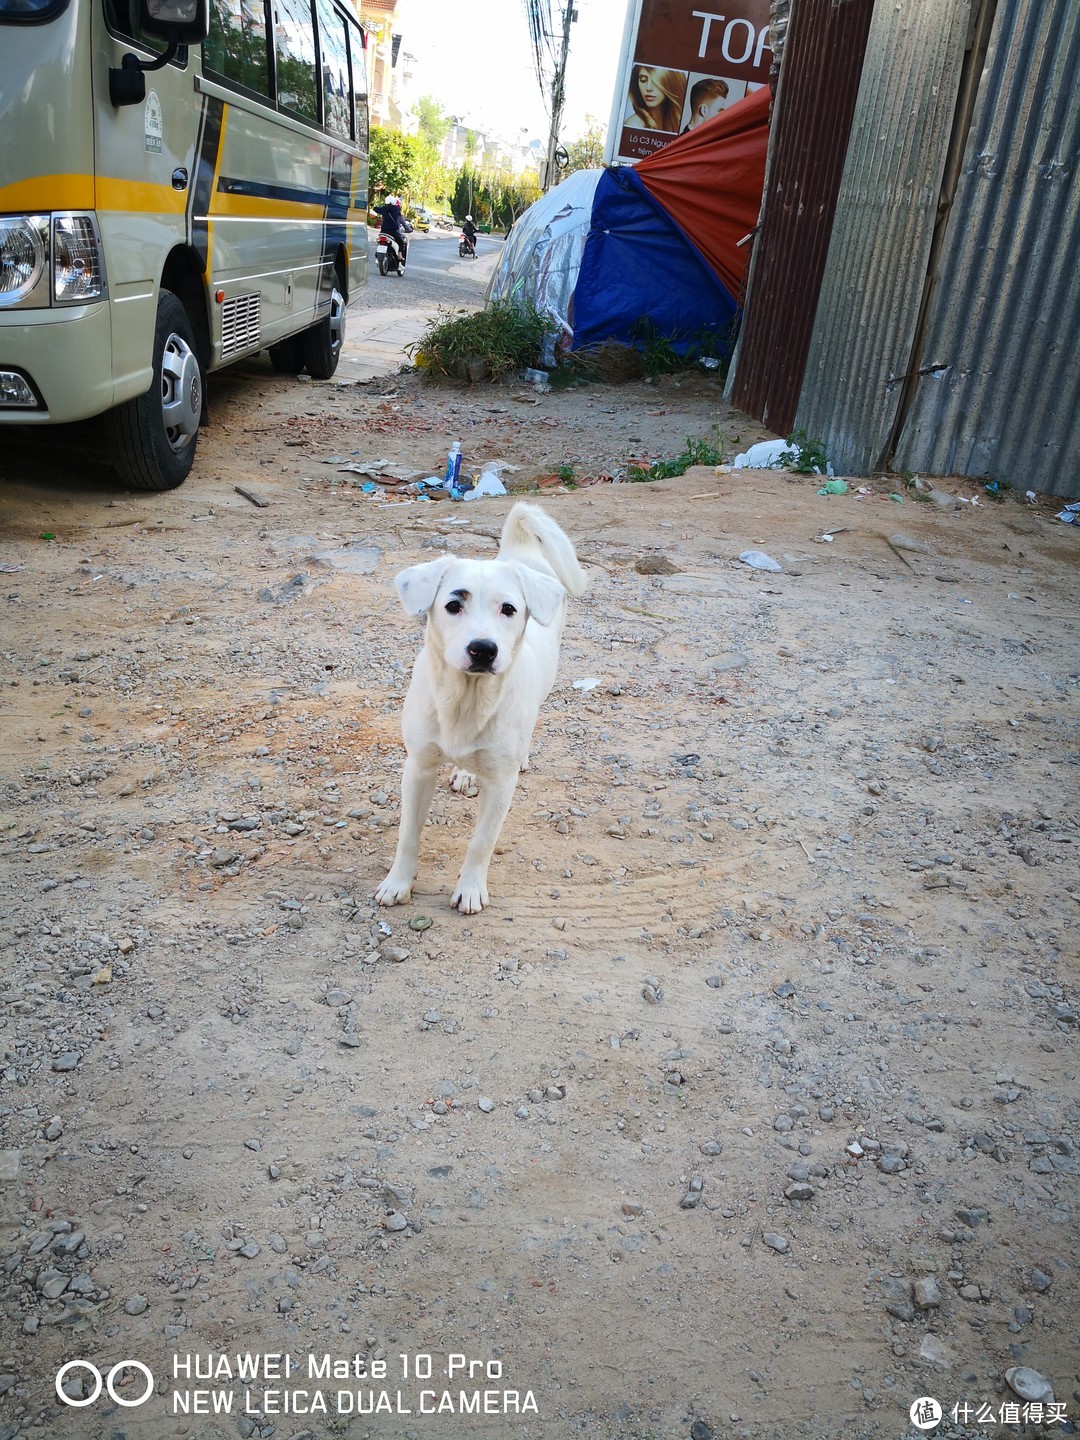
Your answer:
(375, 753), (439, 906)
(451, 770), (519, 914)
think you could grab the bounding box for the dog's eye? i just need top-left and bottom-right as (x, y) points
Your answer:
(444, 599), (463, 615)
(500, 603), (517, 617)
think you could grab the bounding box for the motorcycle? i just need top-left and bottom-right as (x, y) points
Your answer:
(458, 233), (477, 259)
(376, 230), (406, 276)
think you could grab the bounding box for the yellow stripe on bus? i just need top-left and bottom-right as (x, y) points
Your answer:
(96, 178), (189, 215)
(0, 175), (95, 210)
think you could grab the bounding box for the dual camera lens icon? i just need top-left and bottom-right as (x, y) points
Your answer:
(55, 1360), (155, 1408)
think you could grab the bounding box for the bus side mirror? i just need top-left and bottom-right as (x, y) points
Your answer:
(110, 0), (209, 107)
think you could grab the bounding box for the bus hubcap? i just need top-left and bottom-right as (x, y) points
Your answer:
(160, 333), (201, 452)
(328, 286), (345, 353)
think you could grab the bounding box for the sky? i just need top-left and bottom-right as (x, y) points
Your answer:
(396, 0), (630, 147)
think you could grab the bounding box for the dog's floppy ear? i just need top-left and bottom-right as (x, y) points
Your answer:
(395, 556), (454, 615)
(513, 564), (565, 627)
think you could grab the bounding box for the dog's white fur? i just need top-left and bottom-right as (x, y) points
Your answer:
(375, 501), (587, 914)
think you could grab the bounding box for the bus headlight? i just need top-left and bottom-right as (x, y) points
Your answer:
(52, 214), (107, 304)
(0, 217), (47, 306)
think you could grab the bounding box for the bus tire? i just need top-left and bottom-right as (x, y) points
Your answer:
(301, 277), (346, 379)
(268, 334), (304, 374)
(104, 289), (202, 491)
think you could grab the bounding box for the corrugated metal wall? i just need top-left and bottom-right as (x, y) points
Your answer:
(894, 0), (1080, 496)
(728, 0), (873, 434)
(792, 0), (974, 476)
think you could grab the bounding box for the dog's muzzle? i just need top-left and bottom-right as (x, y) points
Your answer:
(466, 638), (498, 672)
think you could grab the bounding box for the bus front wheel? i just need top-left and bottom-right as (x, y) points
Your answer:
(105, 290), (202, 491)
(301, 279), (346, 379)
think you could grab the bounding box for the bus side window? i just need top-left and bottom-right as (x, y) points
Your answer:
(205, 0), (271, 99)
(103, 0), (170, 58)
(315, 0), (351, 139)
(274, 0), (319, 123)
(347, 19), (368, 152)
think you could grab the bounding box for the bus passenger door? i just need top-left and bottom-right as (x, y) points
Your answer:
(197, 0), (333, 360)
(93, 3), (200, 402)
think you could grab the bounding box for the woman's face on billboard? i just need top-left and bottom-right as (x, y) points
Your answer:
(636, 67), (663, 107)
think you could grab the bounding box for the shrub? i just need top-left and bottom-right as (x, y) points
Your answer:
(410, 301), (553, 381)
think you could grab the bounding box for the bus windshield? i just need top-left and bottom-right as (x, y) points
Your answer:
(0, 0), (70, 17)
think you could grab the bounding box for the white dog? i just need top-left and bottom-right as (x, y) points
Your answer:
(375, 502), (587, 914)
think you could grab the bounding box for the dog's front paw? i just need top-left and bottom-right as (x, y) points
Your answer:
(451, 874), (488, 914)
(375, 872), (413, 906)
(449, 768), (478, 795)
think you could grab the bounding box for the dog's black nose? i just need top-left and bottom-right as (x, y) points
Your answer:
(467, 638), (498, 670)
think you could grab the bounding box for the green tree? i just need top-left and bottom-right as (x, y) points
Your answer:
(409, 135), (452, 209)
(412, 94), (451, 149)
(452, 166), (479, 223)
(450, 165), (541, 230)
(565, 115), (607, 173)
(369, 126), (416, 199)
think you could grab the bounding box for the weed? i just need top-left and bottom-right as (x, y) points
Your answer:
(632, 318), (681, 378)
(780, 428), (831, 475)
(983, 475), (1010, 501)
(628, 430), (728, 482)
(410, 300), (554, 381)
(555, 464), (576, 485)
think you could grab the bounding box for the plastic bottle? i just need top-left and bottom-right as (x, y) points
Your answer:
(444, 441), (462, 489)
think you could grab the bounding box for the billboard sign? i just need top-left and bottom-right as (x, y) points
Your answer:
(605, 0), (771, 164)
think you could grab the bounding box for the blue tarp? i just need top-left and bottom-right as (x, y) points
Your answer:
(571, 166), (739, 354)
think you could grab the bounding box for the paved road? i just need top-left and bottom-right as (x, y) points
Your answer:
(362, 225), (499, 297)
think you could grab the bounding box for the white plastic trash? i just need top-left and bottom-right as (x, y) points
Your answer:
(733, 439), (790, 470)
(739, 550), (783, 573)
(732, 437), (834, 476)
(462, 464), (508, 500)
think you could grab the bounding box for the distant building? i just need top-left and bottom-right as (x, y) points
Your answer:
(356, 0), (404, 129)
(441, 123), (542, 177)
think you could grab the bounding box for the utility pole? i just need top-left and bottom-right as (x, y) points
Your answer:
(542, 2), (576, 192)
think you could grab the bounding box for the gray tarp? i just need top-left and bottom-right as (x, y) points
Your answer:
(484, 169), (602, 345)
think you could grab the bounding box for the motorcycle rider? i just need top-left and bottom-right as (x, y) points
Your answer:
(378, 194), (408, 274)
(461, 214), (478, 257)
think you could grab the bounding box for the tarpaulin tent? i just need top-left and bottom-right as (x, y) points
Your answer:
(485, 168), (601, 344)
(636, 82), (772, 301)
(572, 84), (771, 353)
(484, 85), (770, 354)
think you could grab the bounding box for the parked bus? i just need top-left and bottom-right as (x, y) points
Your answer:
(0, 0), (369, 490)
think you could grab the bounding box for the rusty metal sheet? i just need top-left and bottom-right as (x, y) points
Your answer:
(728, 0), (873, 435)
(792, 0), (973, 476)
(894, 0), (1080, 499)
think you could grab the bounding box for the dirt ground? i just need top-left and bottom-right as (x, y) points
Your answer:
(1, 357), (1078, 1440)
